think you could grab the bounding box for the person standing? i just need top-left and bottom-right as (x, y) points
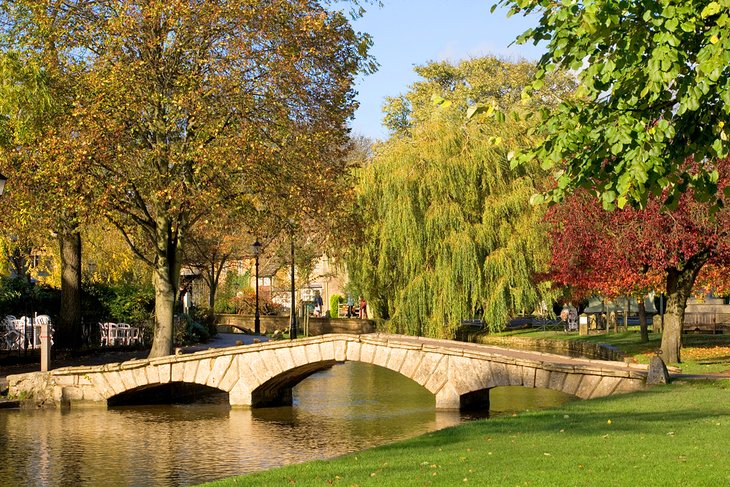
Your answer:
(346, 294), (355, 318)
(358, 295), (368, 319)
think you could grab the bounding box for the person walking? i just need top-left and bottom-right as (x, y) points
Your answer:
(346, 294), (355, 318)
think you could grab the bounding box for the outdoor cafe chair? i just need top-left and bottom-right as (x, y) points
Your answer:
(100, 322), (120, 347)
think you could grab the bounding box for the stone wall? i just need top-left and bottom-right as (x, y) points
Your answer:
(216, 314), (375, 336)
(472, 335), (625, 362)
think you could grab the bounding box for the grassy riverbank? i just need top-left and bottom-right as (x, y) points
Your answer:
(204, 380), (730, 486)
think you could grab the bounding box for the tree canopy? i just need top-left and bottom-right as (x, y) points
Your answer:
(496, 0), (730, 210)
(546, 158), (730, 362)
(349, 57), (575, 337)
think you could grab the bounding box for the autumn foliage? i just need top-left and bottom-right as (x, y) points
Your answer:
(546, 158), (730, 362)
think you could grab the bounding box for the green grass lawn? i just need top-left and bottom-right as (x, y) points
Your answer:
(203, 381), (730, 486)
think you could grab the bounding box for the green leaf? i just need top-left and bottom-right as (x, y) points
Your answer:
(701, 2), (721, 18)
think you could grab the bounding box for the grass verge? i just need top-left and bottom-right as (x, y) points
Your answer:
(203, 380), (730, 486)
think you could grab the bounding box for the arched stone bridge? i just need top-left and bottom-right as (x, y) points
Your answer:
(8, 334), (649, 410)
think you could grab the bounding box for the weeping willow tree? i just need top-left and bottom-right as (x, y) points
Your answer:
(348, 56), (575, 337)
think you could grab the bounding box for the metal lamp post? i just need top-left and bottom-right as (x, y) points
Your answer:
(252, 240), (262, 335)
(289, 221), (297, 340)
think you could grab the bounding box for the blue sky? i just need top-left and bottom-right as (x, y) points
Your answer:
(347, 1), (544, 140)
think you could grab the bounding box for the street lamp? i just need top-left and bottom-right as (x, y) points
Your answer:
(289, 220), (297, 340)
(251, 240), (262, 335)
(0, 173), (7, 196)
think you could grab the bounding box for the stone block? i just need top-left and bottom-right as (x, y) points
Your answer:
(372, 345), (391, 368)
(447, 359), (485, 395)
(290, 346), (308, 368)
(589, 376), (621, 398)
(82, 387), (104, 402)
(274, 348), (296, 372)
(132, 367), (148, 388)
(217, 357), (240, 392)
(206, 356), (234, 389)
(435, 383), (461, 410)
(561, 373), (583, 396)
(424, 356), (449, 393)
(333, 340), (347, 362)
(228, 384), (253, 407)
(399, 350), (424, 379)
(412, 352), (445, 387)
(548, 371), (567, 392)
(236, 357), (262, 390)
(246, 352), (271, 384)
(158, 364), (171, 384)
(345, 341), (362, 362)
(575, 375), (601, 399)
(522, 367), (536, 388)
(319, 340), (336, 361)
(260, 349), (283, 375)
(171, 362), (185, 383)
(54, 375), (77, 387)
(613, 378), (645, 395)
(118, 369), (138, 391)
(507, 365), (523, 386)
(88, 373), (113, 398)
(489, 362), (510, 387)
(105, 371), (125, 395)
(360, 343), (376, 363)
(145, 365), (160, 385)
(194, 358), (213, 385)
(62, 386), (85, 401)
(382, 347), (404, 372)
(647, 356), (670, 385)
(534, 369), (551, 390)
(183, 360), (199, 383)
(304, 344), (322, 364)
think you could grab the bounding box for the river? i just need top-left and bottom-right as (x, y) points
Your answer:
(0, 361), (573, 486)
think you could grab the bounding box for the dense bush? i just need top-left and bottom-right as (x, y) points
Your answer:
(0, 277), (61, 318)
(174, 313), (210, 345)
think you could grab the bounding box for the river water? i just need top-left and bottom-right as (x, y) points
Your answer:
(0, 362), (573, 486)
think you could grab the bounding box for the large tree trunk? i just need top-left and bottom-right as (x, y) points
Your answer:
(58, 230), (82, 350)
(148, 217), (181, 358)
(660, 251), (710, 363)
(638, 298), (648, 343)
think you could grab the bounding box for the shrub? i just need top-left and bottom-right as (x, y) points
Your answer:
(329, 293), (344, 318)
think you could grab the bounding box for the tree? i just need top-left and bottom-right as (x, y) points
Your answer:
(73, 0), (372, 357)
(0, 3), (89, 349)
(496, 0), (730, 210)
(348, 57), (574, 337)
(546, 191), (665, 342)
(546, 159), (730, 362)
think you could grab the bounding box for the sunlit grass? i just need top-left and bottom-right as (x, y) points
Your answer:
(202, 381), (730, 486)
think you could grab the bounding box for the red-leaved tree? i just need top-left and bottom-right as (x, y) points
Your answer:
(546, 159), (730, 363)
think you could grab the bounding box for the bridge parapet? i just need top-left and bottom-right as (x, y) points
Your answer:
(7, 334), (648, 410)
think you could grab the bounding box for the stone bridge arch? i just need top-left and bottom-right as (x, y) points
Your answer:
(7, 334), (647, 410)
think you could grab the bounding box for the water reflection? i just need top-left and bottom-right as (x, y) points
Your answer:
(0, 362), (573, 486)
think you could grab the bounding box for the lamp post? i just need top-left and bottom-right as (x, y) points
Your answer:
(289, 221), (297, 340)
(252, 240), (262, 335)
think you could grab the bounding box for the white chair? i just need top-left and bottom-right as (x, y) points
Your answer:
(117, 323), (133, 346)
(0, 320), (20, 350)
(100, 322), (119, 347)
(128, 326), (141, 345)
